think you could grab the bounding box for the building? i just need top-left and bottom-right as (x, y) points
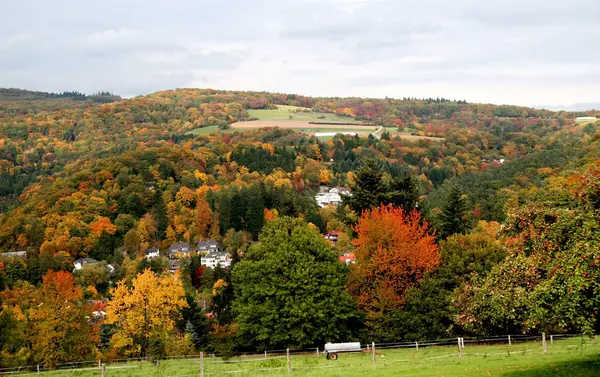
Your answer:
(324, 231), (340, 246)
(169, 242), (192, 258)
(145, 248), (160, 259)
(1, 251), (27, 259)
(197, 239), (219, 253)
(339, 252), (356, 265)
(576, 116), (598, 121)
(315, 187), (351, 208)
(169, 259), (182, 274)
(201, 251), (232, 269)
(74, 258), (99, 270)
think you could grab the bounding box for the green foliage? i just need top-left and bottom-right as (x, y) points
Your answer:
(343, 160), (419, 216)
(232, 217), (360, 349)
(454, 198), (600, 336)
(438, 185), (471, 239)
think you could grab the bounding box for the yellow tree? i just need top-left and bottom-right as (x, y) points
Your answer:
(105, 270), (188, 357)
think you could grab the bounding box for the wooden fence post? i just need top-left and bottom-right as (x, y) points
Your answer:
(200, 352), (204, 377)
(542, 333), (547, 354)
(101, 364), (106, 377)
(316, 347), (319, 357)
(287, 348), (291, 373)
(37, 365), (40, 374)
(508, 335), (511, 346)
(457, 338), (462, 359)
(372, 342), (376, 367)
(415, 341), (418, 351)
(550, 335), (553, 345)
(264, 350), (267, 359)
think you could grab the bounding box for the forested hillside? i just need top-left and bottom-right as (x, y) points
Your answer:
(0, 88), (599, 366)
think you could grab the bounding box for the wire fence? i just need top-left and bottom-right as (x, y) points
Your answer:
(0, 333), (596, 377)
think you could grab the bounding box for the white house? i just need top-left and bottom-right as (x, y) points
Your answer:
(201, 251), (231, 269)
(315, 187), (351, 208)
(576, 116), (598, 121)
(145, 248), (160, 259)
(73, 257), (98, 271)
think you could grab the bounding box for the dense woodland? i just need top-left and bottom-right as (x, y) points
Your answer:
(0, 88), (599, 367)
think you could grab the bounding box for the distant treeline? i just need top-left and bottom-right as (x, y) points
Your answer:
(0, 88), (122, 103)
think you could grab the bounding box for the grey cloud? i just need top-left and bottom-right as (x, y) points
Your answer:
(0, 0), (598, 106)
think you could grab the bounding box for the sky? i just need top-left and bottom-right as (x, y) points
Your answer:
(1, 0), (599, 108)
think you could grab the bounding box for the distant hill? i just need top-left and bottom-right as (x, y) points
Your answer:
(536, 102), (600, 112)
(0, 88), (122, 103)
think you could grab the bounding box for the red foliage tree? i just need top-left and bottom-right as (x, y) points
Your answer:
(348, 205), (439, 314)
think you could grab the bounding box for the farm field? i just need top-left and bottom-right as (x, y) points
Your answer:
(186, 122), (378, 139)
(383, 127), (446, 141)
(31, 337), (600, 377)
(247, 105), (357, 123)
(574, 118), (598, 125)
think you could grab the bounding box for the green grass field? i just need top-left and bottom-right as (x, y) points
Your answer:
(575, 118), (598, 125)
(247, 105), (355, 123)
(31, 337), (600, 377)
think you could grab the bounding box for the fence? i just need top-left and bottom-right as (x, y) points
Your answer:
(0, 333), (596, 376)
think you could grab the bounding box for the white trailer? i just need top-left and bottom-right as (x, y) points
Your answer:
(324, 342), (361, 360)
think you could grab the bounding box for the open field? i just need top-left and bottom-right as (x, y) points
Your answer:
(383, 127), (446, 141)
(19, 337), (600, 377)
(247, 105), (356, 123)
(575, 118), (598, 125)
(186, 122), (378, 139)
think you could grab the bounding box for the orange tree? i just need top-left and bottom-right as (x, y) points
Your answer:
(0, 270), (98, 368)
(348, 205), (439, 341)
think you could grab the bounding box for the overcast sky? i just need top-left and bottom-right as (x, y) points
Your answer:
(1, 0), (599, 107)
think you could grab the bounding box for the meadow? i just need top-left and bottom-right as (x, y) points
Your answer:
(26, 337), (599, 377)
(186, 105), (378, 140)
(246, 105), (357, 123)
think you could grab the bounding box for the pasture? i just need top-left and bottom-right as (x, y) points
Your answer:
(247, 105), (356, 124)
(185, 106), (444, 141)
(19, 337), (600, 377)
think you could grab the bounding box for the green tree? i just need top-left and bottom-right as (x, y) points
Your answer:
(391, 231), (506, 340)
(343, 160), (385, 214)
(232, 217), (360, 350)
(76, 261), (111, 293)
(439, 185), (471, 239)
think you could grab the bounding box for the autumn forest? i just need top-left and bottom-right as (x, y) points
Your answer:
(0, 87), (599, 367)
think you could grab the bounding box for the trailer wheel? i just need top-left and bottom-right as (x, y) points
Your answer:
(329, 352), (338, 361)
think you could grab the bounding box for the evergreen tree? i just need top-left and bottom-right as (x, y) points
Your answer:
(343, 160), (419, 215)
(343, 160), (385, 214)
(439, 185), (471, 239)
(153, 190), (168, 240)
(232, 217), (360, 350)
(385, 176), (419, 211)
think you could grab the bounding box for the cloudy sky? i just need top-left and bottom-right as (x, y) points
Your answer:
(1, 0), (599, 107)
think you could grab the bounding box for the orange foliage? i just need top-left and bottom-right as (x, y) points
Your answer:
(348, 205), (439, 313)
(90, 216), (117, 236)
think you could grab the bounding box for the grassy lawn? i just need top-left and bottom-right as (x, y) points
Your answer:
(575, 119), (598, 125)
(248, 106), (354, 123)
(32, 338), (599, 377)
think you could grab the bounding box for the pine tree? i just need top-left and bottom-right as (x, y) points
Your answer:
(343, 160), (385, 214)
(439, 185), (470, 239)
(153, 190), (168, 240)
(185, 320), (200, 348)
